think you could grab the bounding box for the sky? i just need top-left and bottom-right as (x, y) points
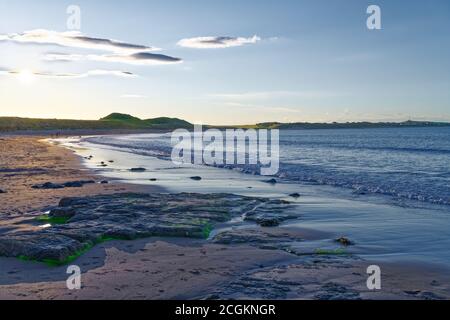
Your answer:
(0, 0), (449, 125)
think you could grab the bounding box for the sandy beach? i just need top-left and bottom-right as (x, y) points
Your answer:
(0, 136), (449, 300)
(0, 136), (160, 216)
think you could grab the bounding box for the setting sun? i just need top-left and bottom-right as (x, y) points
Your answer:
(17, 69), (35, 84)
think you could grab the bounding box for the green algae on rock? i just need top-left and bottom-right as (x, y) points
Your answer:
(0, 193), (293, 265)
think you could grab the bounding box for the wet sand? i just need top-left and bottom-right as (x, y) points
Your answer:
(1, 235), (449, 300)
(0, 136), (449, 300)
(0, 136), (161, 217)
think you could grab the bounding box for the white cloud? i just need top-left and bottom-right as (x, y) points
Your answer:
(1, 29), (183, 67)
(76, 70), (137, 78)
(223, 102), (302, 114)
(0, 29), (160, 53)
(44, 53), (84, 61)
(177, 35), (261, 49)
(44, 52), (183, 65)
(120, 94), (146, 98)
(0, 68), (136, 79)
(209, 91), (343, 100)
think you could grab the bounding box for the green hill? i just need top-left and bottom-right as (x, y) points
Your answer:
(0, 113), (193, 132)
(1, 113), (448, 133)
(100, 113), (142, 122)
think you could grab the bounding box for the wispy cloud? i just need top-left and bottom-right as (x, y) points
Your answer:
(177, 35), (260, 49)
(120, 94), (146, 98)
(0, 29), (159, 53)
(0, 68), (136, 79)
(209, 90), (344, 100)
(223, 102), (302, 114)
(45, 52), (183, 65)
(44, 53), (85, 62)
(1, 29), (182, 67)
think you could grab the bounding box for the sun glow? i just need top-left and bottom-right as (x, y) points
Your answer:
(17, 69), (36, 84)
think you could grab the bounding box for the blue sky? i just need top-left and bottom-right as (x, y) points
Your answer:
(0, 0), (449, 124)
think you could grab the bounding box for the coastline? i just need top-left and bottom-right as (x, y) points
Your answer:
(0, 135), (449, 300)
(0, 136), (163, 217)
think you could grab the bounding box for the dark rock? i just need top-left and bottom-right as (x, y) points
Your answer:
(315, 282), (360, 300)
(430, 280), (440, 286)
(216, 274), (292, 299)
(419, 291), (444, 300)
(353, 188), (368, 195)
(289, 193), (301, 198)
(243, 200), (295, 227)
(336, 237), (354, 246)
(264, 178), (277, 184)
(32, 180), (95, 189)
(0, 234), (85, 263)
(257, 218), (280, 227)
(100, 180), (109, 184)
(32, 182), (64, 189)
(63, 180), (95, 188)
(0, 189), (6, 194)
(213, 228), (303, 246)
(190, 176), (202, 181)
(130, 167), (146, 172)
(108, 160), (114, 163)
(49, 207), (76, 218)
(0, 193), (292, 264)
(149, 178), (157, 182)
(58, 197), (78, 207)
(404, 290), (421, 296)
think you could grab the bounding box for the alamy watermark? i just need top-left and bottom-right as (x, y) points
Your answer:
(366, 265), (382, 290)
(171, 126), (279, 176)
(67, 5), (81, 30)
(66, 265), (81, 290)
(367, 5), (381, 30)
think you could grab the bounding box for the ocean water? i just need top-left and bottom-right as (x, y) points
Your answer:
(83, 127), (450, 207)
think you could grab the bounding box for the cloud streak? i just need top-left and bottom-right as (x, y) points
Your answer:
(0, 29), (159, 53)
(45, 52), (183, 65)
(209, 90), (348, 101)
(177, 35), (260, 49)
(120, 94), (146, 98)
(1, 29), (183, 67)
(0, 68), (136, 79)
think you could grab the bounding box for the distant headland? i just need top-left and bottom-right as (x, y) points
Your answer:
(0, 113), (449, 133)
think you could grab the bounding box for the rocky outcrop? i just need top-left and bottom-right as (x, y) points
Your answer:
(213, 228), (304, 246)
(0, 193), (292, 265)
(335, 237), (354, 246)
(31, 180), (95, 189)
(129, 168), (146, 172)
(243, 200), (295, 228)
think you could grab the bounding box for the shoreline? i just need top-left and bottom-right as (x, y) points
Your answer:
(0, 135), (449, 300)
(0, 129), (173, 137)
(0, 136), (163, 217)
